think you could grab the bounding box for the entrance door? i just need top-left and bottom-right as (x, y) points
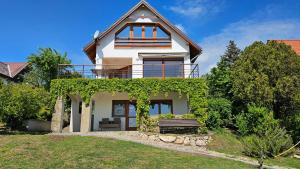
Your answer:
(112, 100), (137, 131)
(126, 102), (137, 131)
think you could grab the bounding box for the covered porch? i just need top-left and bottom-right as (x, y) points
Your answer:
(51, 92), (188, 133)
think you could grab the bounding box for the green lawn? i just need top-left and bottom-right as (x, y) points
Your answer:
(207, 129), (300, 169)
(0, 135), (254, 169)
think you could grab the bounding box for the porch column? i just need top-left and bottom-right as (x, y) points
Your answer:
(51, 96), (64, 133)
(70, 97), (81, 132)
(80, 101), (92, 133)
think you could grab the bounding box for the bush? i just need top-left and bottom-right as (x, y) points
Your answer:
(0, 84), (51, 129)
(207, 98), (232, 128)
(206, 111), (222, 129)
(0, 79), (3, 88)
(159, 113), (175, 119)
(236, 105), (278, 136)
(242, 126), (293, 158)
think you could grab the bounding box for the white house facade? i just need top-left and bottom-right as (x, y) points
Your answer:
(53, 0), (202, 133)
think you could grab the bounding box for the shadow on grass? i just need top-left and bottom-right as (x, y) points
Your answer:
(0, 126), (50, 135)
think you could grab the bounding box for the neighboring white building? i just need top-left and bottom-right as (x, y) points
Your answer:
(54, 0), (202, 133)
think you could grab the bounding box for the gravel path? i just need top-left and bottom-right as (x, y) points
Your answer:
(49, 131), (293, 169)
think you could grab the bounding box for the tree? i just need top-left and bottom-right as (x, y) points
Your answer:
(236, 105), (278, 136)
(25, 48), (71, 90)
(231, 41), (300, 138)
(208, 41), (241, 99)
(0, 84), (51, 129)
(242, 125), (293, 168)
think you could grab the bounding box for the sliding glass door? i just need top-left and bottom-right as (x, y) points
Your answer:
(143, 58), (184, 78)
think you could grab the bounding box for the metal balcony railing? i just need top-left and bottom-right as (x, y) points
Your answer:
(57, 64), (200, 79)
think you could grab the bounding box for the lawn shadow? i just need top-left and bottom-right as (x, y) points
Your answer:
(0, 126), (50, 135)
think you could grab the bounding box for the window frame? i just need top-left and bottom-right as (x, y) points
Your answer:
(112, 100), (127, 117)
(115, 22), (171, 40)
(149, 100), (173, 116)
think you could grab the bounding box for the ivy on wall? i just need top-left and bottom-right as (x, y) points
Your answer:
(50, 78), (208, 128)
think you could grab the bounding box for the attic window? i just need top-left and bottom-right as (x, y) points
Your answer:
(115, 23), (171, 47)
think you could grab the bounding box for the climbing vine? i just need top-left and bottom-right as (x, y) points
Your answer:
(50, 78), (208, 128)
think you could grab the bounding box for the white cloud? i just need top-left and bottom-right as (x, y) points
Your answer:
(175, 24), (186, 33)
(169, 0), (225, 18)
(197, 19), (300, 75)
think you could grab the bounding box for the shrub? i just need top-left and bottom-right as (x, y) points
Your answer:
(0, 79), (3, 88)
(180, 113), (196, 119)
(206, 111), (222, 129)
(0, 84), (51, 129)
(242, 126), (293, 158)
(159, 113), (175, 119)
(207, 98), (232, 128)
(236, 104), (278, 136)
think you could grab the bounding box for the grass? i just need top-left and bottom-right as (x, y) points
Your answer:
(0, 134), (254, 169)
(207, 129), (300, 169)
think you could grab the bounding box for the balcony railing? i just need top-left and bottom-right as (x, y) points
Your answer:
(57, 64), (200, 79)
(115, 38), (172, 47)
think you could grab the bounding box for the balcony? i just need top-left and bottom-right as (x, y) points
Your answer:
(58, 64), (199, 79)
(115, 38), (172, 48)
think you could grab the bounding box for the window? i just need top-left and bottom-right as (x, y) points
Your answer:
(116, 26), (130, 39)
(112, 101), (126, 117)
(115, 23), (170, 39)
(143, 58), (184, 78)
(156, 26), (169, 38)
(149, 100), (173, 116)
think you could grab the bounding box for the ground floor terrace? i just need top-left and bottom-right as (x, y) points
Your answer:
(50, 78), (207, 133)
(51, 92), (189, 133)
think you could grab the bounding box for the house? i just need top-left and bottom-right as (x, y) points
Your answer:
(0, 62), (29, 83)
(51, 0), (204, 133)
(272, 40), (300, 56)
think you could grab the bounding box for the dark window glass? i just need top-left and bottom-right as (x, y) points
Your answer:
(143, 60), (162, 77)
(149, 101), (172, 116)
(113, 101), (126, 117)
(161, 101), (172, 114)
(149, 102), (160, 116)
(164, 60), (183, 77)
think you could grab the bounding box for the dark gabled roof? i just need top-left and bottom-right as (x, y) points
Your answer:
(0, 62), (28, 78)
(83, 0), (202, 64)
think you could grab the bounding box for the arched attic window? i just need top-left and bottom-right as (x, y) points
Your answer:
(115, 23), (171, 47)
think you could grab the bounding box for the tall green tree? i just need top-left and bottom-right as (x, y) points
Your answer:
(231, 41), (300, 138)
(25, 48), (70, 90)
(208, 40), (241, 99)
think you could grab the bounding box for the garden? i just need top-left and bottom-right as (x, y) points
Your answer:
(1, 40), (300, 168)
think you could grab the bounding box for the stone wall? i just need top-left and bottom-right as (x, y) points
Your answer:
(138, 132), (212, 148)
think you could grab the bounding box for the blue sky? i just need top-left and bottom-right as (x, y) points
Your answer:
(1, 0), (300, 74)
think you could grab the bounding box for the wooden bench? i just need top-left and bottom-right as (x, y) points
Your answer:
(99, 118), (121, 131)
(159, 119), (200, 134)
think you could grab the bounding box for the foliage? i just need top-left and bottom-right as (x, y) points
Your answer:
(236, 105), (278, 136)
(26, 48), (71, 90)
(231, 41), (300, 137)
(50, 78), (208, 128)
(207, 41), (240, 99)
(159, 113), (175, 119)
(207, 98), (232, 128)
(0, 79), (3, 88)
(180, 113), (196, 119)
(206, 111), (222, 129)
(242, 126), (293, 161)
(0, 84), (51, 129)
